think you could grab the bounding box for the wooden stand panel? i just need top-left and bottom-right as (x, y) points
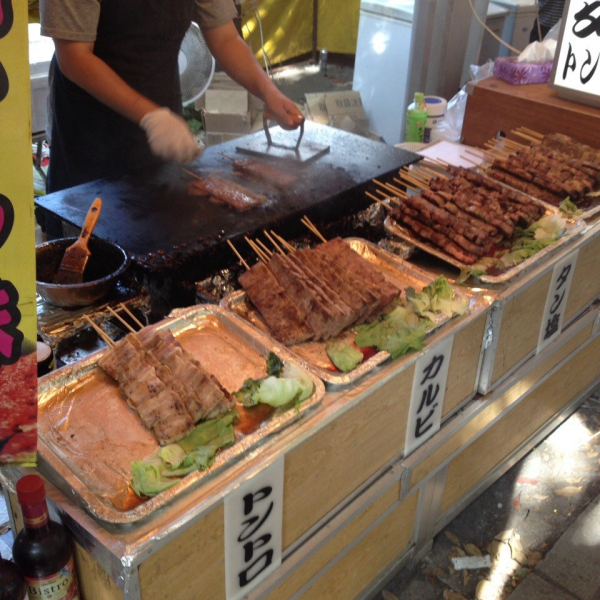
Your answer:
(300, 492), (418, 599)
(409, 320), (595, 489)
(139, 505), (225, 600)
(440, 334), (600, 514)
(462, 78), (600, 149)
(491, 272), (553, 386)
(264, 482), (406, 600)
(565, 232), (600, 324)
(283, 366), (414, 549)
(443, 314), (487, 417)
(73, 543), (124, 600)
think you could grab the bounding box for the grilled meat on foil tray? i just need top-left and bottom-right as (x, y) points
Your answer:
(238, 237), (401, 346)
(98, 328), (234, 445)
(188, 175), (268, 211)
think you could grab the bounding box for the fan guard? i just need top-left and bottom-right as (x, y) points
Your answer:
(179, 23), (215, 107)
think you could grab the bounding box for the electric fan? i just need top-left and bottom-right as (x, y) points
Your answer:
(179, 23), (215, 107)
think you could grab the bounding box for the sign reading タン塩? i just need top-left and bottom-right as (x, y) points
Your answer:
(537, 251), (579, 354)
(405, 335), (454, 457)
(224, 458), (284, 600)
(552, 0), (600, 107)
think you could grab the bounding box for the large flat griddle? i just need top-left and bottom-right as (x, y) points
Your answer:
(36, 122), (419, 264)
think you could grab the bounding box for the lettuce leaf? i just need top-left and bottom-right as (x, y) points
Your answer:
(406, 276), (468, 320)
(326, 340), (363, 372)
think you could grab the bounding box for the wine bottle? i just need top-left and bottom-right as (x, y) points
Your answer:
(12, 474), (80, 600)
(0, 558), (26, 600)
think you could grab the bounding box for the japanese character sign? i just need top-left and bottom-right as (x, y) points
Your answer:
(224, 458), (284, 600)
(405, 335), (454, 456)
(553, 0), (600, 98)
(537, 251), (579, 354)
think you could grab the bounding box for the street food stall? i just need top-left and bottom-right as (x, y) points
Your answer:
(2, 1), (600, 598)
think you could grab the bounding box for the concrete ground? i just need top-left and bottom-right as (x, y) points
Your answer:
(375, 391), (600, 600)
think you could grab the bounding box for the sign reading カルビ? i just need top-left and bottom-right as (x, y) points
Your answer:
(552, 0), (600, 107)
(0, 0), (37, 465)
(224, 458), (284, 600)
(537, 250), (579, 353)
(405, 335), (454, 456)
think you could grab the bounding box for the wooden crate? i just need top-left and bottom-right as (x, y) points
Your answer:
(440, 333), (600, 516)
(403, 308), (598, 494)
(263, 482), (417, 600)
(480, 223), (600, 394)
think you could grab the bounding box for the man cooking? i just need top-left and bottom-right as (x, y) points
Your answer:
(39, 0), (303, 194)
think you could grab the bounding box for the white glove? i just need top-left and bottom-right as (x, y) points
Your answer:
(139, 107), (199, 163)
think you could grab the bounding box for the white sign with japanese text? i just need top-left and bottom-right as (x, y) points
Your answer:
(405, 335), (454, 457)
(553, 0), (600, 98)
(224, 458), (284, 600)
(537, 251), (579, 354)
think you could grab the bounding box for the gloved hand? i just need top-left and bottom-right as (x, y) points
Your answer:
(139, 108), (200, 163)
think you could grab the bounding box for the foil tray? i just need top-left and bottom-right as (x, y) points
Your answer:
(221, 238), (476, 386)
(384, 203), (586, 285)
(478, 146), (600, 222)
(36, 305), (325, 524)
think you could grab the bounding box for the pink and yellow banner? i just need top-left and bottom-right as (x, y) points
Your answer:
(0, 0), (37, 466)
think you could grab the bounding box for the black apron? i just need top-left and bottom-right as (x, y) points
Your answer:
(46, 0), (195, 193)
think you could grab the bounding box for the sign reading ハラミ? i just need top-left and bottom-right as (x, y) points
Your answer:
(0, 0), (38, 465)
(552, 0), (600, 105)
(224, 458), (284, 600)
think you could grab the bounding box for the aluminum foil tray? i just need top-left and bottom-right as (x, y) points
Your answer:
(36, 305), (325, 524)
(384, 206), (585, 285)
(221, 238), (476, 386)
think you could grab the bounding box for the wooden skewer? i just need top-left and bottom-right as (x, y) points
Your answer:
(107, 306), (137, 334)
(83, 315), (115, 347)
(366, 193), (394, 212)
(270, 231), (296, 253)
(245, 236), (270, 263)
(418, 165), (449, 180)
(377, 191), (403, 206)
(373, 179), (407, 197)
(263, 230), (285, 255)
(181, 167), (202, 181)
(484, 144), (511, 160)
(300, 216), (327, 243)
(395, 173), (427, 190)
(460, 154), (482, 166)
(501, 138), (525, 150)
(391, 177), (421, 194)
(513, 130), (540, 144)
(375, 189), (392, 199)
(256, 236), (274, 258)
(119, 303), (145, 329)
(465, 148), (492, 163)
(402, 167), (430, 184)
(516, 126), (543, 139)
(227, 239), (250, 271)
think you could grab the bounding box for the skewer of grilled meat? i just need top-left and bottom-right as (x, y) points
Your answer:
(541, 133), (600, 167)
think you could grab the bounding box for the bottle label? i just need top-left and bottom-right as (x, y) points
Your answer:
(21, 501), (49, 529)
(25, 557), (79, 600)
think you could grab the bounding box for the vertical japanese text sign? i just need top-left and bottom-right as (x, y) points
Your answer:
(553, 0), (600, 100)
(0, 0), (38, 465)
(537, 251), (579, 354)
(224, 458), (284, 600)
(405, 335), (454, 457)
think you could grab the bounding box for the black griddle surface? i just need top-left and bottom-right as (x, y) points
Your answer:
(36, 122), (419, 259)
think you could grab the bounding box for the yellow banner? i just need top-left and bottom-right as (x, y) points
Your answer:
(242, 0), (359, 67)
(0, 0), (37, 466)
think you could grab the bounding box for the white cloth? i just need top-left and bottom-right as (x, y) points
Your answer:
(139, 108), (199, 164)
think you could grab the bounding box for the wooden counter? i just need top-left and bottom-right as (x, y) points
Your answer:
(462, 77), (600, 148)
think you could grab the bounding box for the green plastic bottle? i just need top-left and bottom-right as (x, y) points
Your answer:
(405, 92), (428, 143)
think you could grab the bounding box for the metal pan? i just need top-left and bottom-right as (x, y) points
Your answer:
(36, 237), (129, 307)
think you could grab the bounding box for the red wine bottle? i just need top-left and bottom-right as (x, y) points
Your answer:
(0, 558), (26, 600)
(12, 475), (80, 600)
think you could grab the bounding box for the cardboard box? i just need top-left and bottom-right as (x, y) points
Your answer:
(305, 91), (372, 137)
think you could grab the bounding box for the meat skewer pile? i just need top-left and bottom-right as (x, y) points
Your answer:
(385, 166), (545, 265)
(220, 153), (298, 190)
(482, 130), (600, 207)
(186, 172), (268, 211)
(237, 237), (401, 346)
(98, 328), (234, 445)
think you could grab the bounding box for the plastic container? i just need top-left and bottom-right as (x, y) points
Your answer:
(423, 96), (448, 143)
(405, 92), (427, 143)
